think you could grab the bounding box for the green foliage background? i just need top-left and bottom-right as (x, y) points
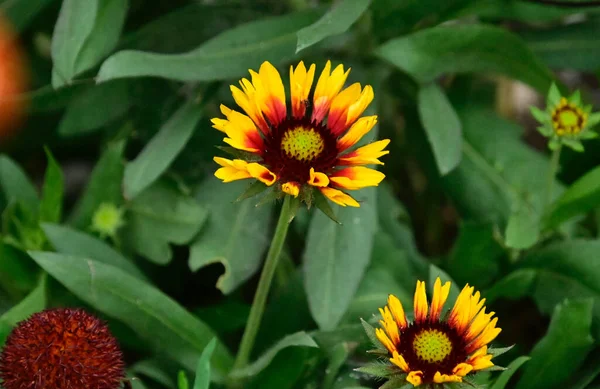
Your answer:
(1, 0), (600, 388)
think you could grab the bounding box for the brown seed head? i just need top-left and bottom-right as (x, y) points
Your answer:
(0, 308), (125, 389)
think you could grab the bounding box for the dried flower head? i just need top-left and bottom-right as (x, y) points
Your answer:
(0, 308), (125, 389)
(531, 83), (600, 152)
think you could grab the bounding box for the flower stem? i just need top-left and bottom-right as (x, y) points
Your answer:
(229, 195), (295, 381)
(544, 144), (562, 210)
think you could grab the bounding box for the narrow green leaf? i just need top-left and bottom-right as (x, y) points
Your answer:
(39, 148), (64, 223)
(69, 140), (125, 229)
(58, 80), (133, 136)
(296, 0), (371, 52)
(377, 24), (554, 93)
(0, 275), (46, 346)
(490, 356), (529, 389)
(360, 318), (384, 350)
(51, 0), (128, 87)
(515, 298), (594, 389)
(97, 10), (321, 82)
(123, 181), (208, 265)
(28, 251), (233, 379)
(123, 102), (202, 200)
(193, 338), (217, 389)
(0, 155), (39, 216)
(417, 83), (462, 175)
(178, 371), (189, 389)
(230, 332), (318, 379)
(42, 223), (146, 280)
(544, 165), (600, 228)
(303, 187), (377, 330)
(190, 178), (273, 294)
(323, 343), (350, 389)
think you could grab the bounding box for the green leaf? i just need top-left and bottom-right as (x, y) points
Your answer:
(42, 223), (146, 281)
(189, 178), (273, 294)
(303, 187), (377, 330)
(0, 275), (46, 346)
(178, 371), (189, 389)
(129, 360), (176, 389)
(51, 0), (128, 87)
(296, 0), (371, 53)
(123, 102), (202, 200)
(58, 80), (133, 136)
(28, 251), (233, 379)
(505, 205), (539, 249)
(544, 165), (600, 229)
(39, 148), (64, 223)
(193, 338), (217, 389)
(195, 300), (250, 334)
(123, 181), (207, 265)
(69, 140), (125, 229)
(515, 299), (594, 389)
(0, 155), (39, 216)
(97, 10), (321, 82)
(490, 356), (530, 389)
(1, 0), (56, 32)
(417, 83), (462, 175)
(0, 242), (39, 296)
(524, 21), (600, 71)
(230, 332), (318, 379)
(446, 222), (502, 288)
(568, 348), (600, 389)
(377, 24), (554, 93)
(323, 343), (350, 389)
(360, 318), (384, 350)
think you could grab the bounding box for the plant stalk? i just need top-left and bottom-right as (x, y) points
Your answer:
(228, 195), (295, 385)
(544, 144), (562, 210)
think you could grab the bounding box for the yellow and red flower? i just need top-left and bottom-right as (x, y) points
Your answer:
(365, 278), (502, 387)
(212, 60), (389, 207)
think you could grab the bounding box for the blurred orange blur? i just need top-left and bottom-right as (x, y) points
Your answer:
(0, 11), (27, 142)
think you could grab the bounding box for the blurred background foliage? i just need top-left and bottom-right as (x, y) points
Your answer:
(1, 0), (600, 388)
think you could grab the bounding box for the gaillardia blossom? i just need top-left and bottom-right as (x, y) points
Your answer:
(531, 83), (599, 152)
(0, 308), (125, 389)
(212, 60), (389, 207)
(361, 278), (502, 387)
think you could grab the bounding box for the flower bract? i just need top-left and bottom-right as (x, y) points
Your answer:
(212, 60), (389, 209)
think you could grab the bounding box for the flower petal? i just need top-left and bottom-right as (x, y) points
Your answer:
(375, 328), (396, 354)
(464, 308), (495, 343)
(336, 115), (378, 152)
(308, 168), (329, 187)
(312, 61), (350, 123)
(406, 371), (423, 387)
(448, 284), (475, 334)
(452, 363), (473, 377)
(213, 157), (251, 183)
(215, 105), (264, 153)
(231, 81), (269, 135)
(430, 277), (451, 322)
(433, 372), (462, 384)
(466, 318), (501, 354)
(379, 306), (400, 345)
(413, 280), (428, 324)
(338, 139), (390, 166)
(390, 351), (409, 372)
(329, 167), (385, 190)
(290, 61), (316, 118)
(246, 163), (277, 186)
(328, 83), (362, 136)
(388, 294), (407, 329)
(468, 347), (495, 371)
(250, 62), (287, 125)
(319, 187), (360, 207)
(282, 181), (301, 197)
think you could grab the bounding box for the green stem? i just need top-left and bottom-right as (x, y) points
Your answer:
(229, 195), (295, 383)
(544, 144), (562, 210)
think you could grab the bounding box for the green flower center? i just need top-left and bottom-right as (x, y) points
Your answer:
(413, 329), (453, 363)
(551, 98), (588, 136)
(281, 126), (325, 162)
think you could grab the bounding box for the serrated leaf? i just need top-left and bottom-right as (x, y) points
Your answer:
(124, 101), (202, 200)
(123, 181), (208, 265)
(97, 10), (321, 82)
(354, 363), (396, 378)
(235, 181), (269, 203)
(360, 318), (384, 350)
(28, 251), (233, 379)
(296, 0), (371, 52)
(230, 331), (318, 379)
(488, 345), (515, 358)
